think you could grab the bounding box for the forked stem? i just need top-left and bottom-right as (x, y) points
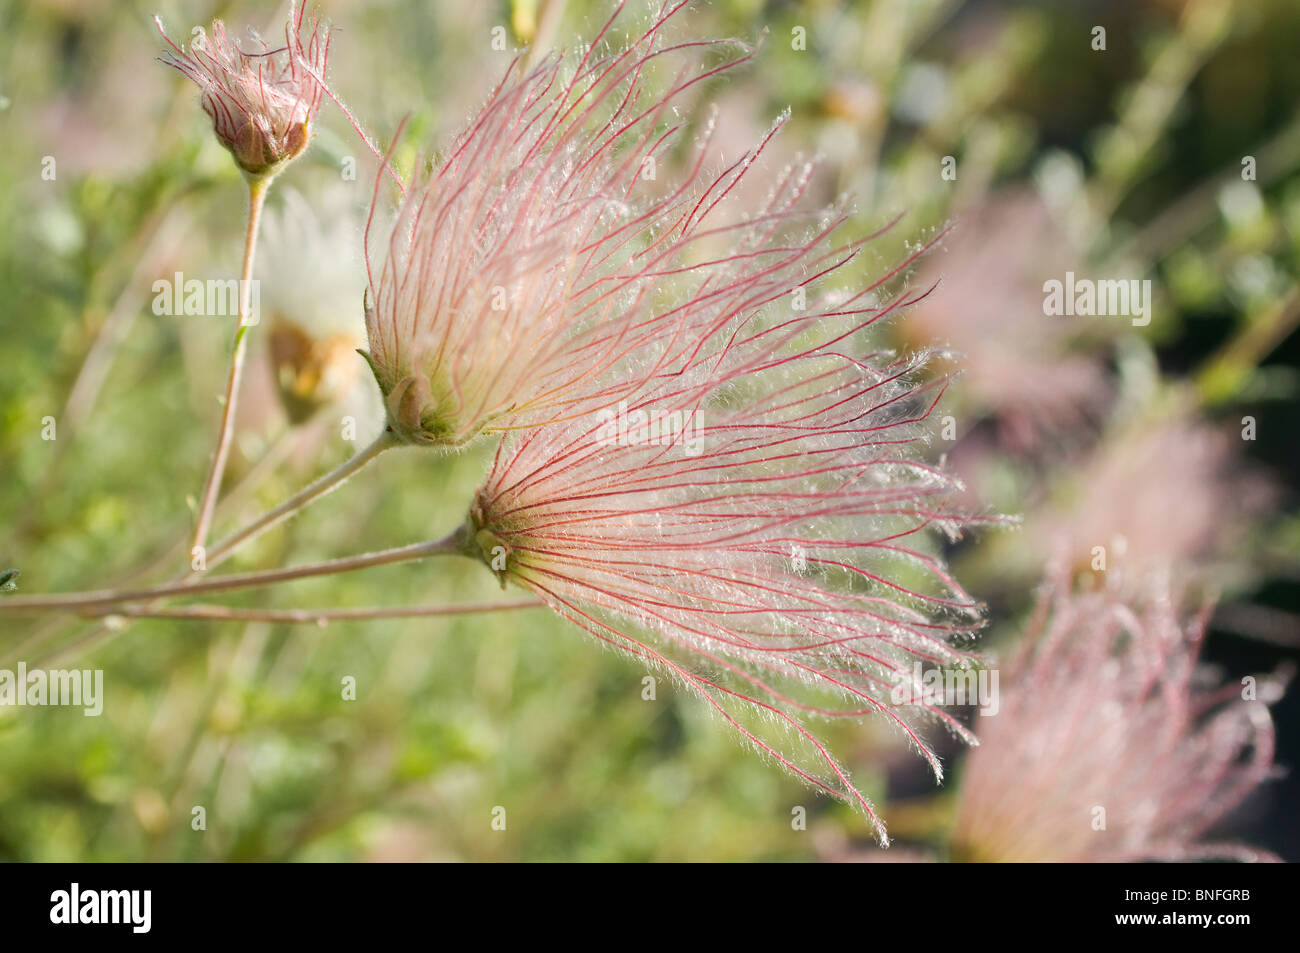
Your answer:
(0, 531), (471, 616)
(203, 427), (400, 570)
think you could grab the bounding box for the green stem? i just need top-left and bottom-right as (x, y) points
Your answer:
(93, 598), (542, 625)
(203, 427), (400, 570)
(190, 175), (271, 556)
(0, 531), (470, 616)
(1195, 282), (1300, 406)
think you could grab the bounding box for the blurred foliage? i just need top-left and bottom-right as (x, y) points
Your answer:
(0, 0), (1296, 861)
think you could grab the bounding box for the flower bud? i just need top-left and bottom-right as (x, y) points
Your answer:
(156, 3), (329, 179)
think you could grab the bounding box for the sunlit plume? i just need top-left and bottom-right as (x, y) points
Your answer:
(460, 219), (997, 842)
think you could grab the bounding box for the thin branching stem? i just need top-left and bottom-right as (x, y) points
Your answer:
(190, 174), (271, 556)
(93, 598), (543, 625)
(0, 533), (470, 616)
(205, 427), (400, 570)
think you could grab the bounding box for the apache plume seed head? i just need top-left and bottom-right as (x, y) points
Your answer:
(362, 1), (770, 447)
(952, 575), (1284, 862)
(156, 2), (330, 178)
(458, 216), (994, 842)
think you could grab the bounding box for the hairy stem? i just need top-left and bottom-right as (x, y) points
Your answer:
(0, 532), (470, 616)
(4, 423), (398, 664)
(190, 175), (271, 556)
(92, 598), (542, 625)
(204, 427), (400, 570)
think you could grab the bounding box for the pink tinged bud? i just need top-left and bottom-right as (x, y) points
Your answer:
(156, 2), (329, 179)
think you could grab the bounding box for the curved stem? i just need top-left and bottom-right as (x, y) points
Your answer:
(205, 427), (399, 570)
(5, 423), (398, 662)
(0, 417), (329, 665)
(190, 175), (271, 556)
(0, 532), (469, 616)
(95, 598), (542, 625)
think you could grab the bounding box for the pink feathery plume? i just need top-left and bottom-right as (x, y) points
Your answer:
(362, 0), (803, 447)
(155, 2), (330, 177)
(952, 573), (1284, 862)
(459, 218), (996, 842)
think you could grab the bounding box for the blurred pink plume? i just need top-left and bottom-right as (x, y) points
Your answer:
(953, 575), (1283, 861)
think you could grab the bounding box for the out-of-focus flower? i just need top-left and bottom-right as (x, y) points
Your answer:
(1027, 410), (1274, 587)
(906, 191), (1110, 452)
(822, 79), (885, 128)
(363, 1), (776, 447)
(156, 2), (329, 178)
(258, 188), (368, 423)
(457, 229), (994, 841)
(952, 576), (1283, 862)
